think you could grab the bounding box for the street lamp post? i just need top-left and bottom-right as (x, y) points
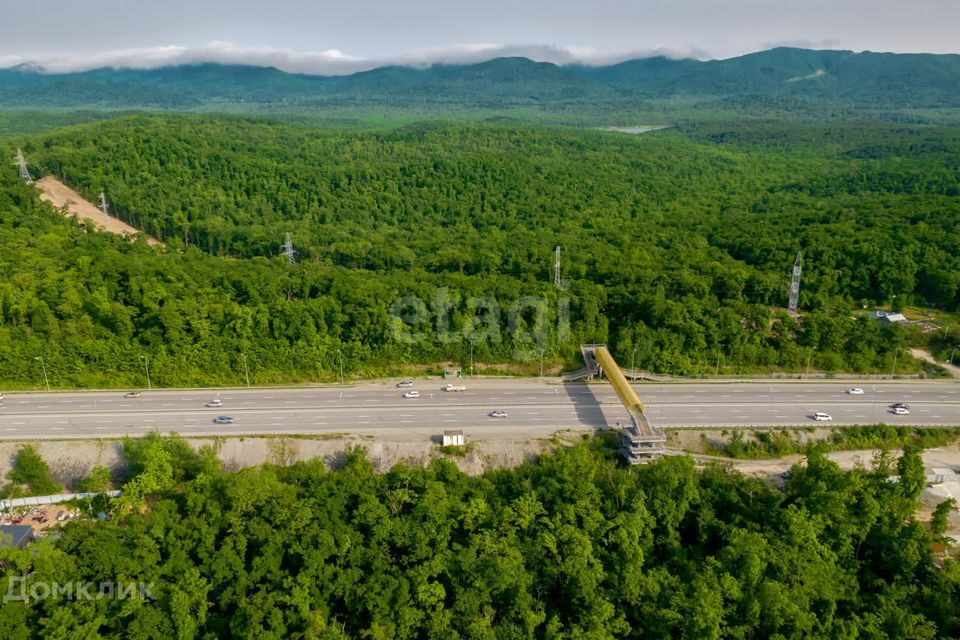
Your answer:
(950, 345), (958, 365)
(241, 353), (251, 388)
(891, 351), (898, 378)
(35, 356), (49, 392)
(338, 349), (345, 385)
(715, 351), (721, 377)
(469, 341), (474, 377)
(805, 348), (814, 380)
(140, 355), (152, 391)
(631, 344), (638, 372)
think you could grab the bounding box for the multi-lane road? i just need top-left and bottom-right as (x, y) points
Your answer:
(0, 379), (957, 441)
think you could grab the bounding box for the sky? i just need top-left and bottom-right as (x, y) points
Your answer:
(2, 0), (958, 75)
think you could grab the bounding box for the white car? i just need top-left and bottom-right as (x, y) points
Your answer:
(205, 399), (223, 408)
(124, 391), (142, 398)
(812, 412), (833, 421)
(489, 409), (508, 418)
(846, 388), (864, 395)
(892, 406), (910, 415)
(396, 380), (414, 388)
(403, 391), (420, 399)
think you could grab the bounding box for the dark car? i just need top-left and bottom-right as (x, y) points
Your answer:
(213, 416), (235, 425)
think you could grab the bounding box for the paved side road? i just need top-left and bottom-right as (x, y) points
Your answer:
(0, 379), (957, 440)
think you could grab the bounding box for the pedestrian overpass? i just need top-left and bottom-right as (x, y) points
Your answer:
(571, 344), (666, 463)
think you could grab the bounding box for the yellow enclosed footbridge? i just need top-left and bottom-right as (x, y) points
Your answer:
(568, 344), (667, 463)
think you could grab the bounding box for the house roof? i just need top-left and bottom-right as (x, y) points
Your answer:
(0, 524), (34, 549)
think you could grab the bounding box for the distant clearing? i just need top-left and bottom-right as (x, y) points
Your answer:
(36, 176), (160, 245)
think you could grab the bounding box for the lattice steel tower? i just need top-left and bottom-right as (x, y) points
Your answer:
(283, 233), (296, 265)
(788, 251), (803, 314)
(16, 148), (33, 184)
(554, 245), (563, 289)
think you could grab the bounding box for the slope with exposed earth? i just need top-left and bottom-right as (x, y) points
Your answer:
(35, 176), (160, 245)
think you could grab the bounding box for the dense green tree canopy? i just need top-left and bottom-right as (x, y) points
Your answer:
(0, 116), (957, 387)
(1, 442), (957, 638)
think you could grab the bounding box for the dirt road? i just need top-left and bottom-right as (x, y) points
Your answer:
(36, 176), (160, 246)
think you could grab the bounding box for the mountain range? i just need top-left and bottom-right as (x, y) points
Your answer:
(1, 47), (958, 111)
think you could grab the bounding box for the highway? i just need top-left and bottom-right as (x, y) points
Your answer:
(0, 379), (957, 441)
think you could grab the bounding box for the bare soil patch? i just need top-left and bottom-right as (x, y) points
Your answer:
(36, 176), (160, 246)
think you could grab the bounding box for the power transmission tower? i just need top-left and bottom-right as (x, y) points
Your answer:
(788, 251), (803, 314)
(16, 148), (33, 184)
(99, 191), (109, 215)
(282, 233), (296, 265)
(554, 245), (564, 289)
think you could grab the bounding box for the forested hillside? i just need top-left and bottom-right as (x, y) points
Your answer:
(2, 48), (959, 118)
(1, 116), (958, 387)
(1, 441), (958, 638)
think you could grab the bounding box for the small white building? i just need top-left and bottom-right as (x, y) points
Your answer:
(869, 310), (908, 324)
(442, 430), (464, 447)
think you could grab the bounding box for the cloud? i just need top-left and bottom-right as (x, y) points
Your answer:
(0, 41), (709, 76)
(760, 38), (844, 52)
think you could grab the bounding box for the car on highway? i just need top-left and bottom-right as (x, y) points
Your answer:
(213, 415), (234, 424)
(846, 388), (864, 395)
(444, 384), (466, 392)
(489, 409), (508, 418)
(891, 406), (910, 415)
(403, 391), (420, 399)
(396, 380), (414, 388)
(890, 402), (910, 410)
(204, 399), (223, 408)
(124, 391), (142, 399)
(812, 412), (833, 421)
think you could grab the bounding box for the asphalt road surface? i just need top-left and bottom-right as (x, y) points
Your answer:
(0, 379), (957, 441)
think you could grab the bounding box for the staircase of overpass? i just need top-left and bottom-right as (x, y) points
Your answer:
(571, 344), (666, 463)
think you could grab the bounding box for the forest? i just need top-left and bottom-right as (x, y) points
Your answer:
(0, 115), (958, 387)
(1, 438), (958, 638)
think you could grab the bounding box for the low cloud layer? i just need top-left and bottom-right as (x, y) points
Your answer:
(0, 41), (712, 76)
